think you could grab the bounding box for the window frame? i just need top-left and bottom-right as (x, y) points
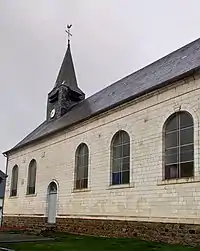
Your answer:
(10, 165), (18, 197)
(163, 111), (194, 180)
(74, 143), (89, 190)
(26, 159), (37, 195)
(110, 130), (130, 186)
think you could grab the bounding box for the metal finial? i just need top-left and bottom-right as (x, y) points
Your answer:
(65, 24), (72, 46)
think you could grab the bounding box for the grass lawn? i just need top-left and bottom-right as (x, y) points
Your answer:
(2, 234), (200, 251)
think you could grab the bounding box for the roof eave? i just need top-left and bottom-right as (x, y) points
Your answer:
(3, 66), (199, 155)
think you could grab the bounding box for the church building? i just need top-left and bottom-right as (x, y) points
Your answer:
(3, 32), (200, 244)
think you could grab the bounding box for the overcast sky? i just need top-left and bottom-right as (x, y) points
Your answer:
(0, 0), (200, 171)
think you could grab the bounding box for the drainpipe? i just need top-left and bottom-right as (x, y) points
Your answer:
(1, 153), (8, 226)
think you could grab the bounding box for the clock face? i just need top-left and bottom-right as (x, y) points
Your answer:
(50, 108), (56, 118)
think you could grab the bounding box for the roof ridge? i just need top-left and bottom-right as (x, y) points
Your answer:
(85, 37), (200, 99)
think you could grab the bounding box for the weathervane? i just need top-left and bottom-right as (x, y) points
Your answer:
(65, 24), (72, 46)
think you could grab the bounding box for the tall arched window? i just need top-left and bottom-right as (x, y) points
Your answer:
(10, 165), (18, 197)
(27, 159), (37, 195)
(164, 111), (194, 180)
(111, 130), (130, 185)
(75, 143), (89, 190)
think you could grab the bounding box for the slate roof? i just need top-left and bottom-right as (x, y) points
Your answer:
(0, 170), (7, 198)
(4, 37), (200, 154)
(55, 44), (84, 95)
(0, 170), (7, 179)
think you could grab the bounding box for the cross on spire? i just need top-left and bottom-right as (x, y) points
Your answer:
(65, 24), (72, 46)
(55, 23), (84, 96)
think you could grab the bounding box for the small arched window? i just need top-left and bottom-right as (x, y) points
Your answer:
(164, 111), (194, 180)
(75, 143), (89, 190)
(10, 165), (18, 197)
(111, 130), (130, 185)
(27, 159), (37, 195)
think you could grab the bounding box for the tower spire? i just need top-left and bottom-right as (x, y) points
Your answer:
(47, 25), (85, 121)
(54, 25), (83, 95)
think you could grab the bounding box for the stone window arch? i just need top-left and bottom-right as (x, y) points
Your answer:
(27, 159), (37, 194)
(10, 165), (18, 197)
(75, 143), (89, 189)
(164, 111), (194, 179)
(111, 130), (130, 185)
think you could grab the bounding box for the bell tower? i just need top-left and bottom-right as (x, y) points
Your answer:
(47, 25), (85, 121)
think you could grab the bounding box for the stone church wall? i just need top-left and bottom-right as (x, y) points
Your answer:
(3, 73), (200, 244)
(3, 216), (200, 245)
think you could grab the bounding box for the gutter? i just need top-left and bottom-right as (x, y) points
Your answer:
(1, 153), (8, 226)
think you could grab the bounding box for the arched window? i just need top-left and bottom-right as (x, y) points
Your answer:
(10, 165), (18, 197)
(75, 143), (89, 189)
(48, 181), (57, 194)
(164, 111), (194, 180)
(27, 159), (37, 195)
(111, 130), (130, 185)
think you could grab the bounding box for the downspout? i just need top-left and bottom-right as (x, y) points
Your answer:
(1, 153), (8, 226)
